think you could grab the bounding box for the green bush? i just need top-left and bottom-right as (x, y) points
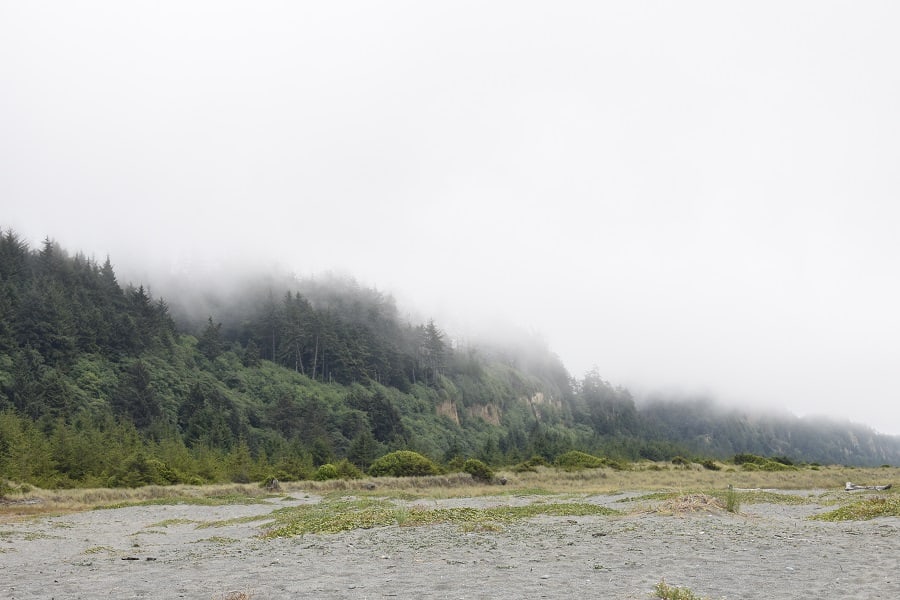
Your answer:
(671, 456), (691, 468)
(555, 450), (605, 471)
(700, 459), (720, 471)
(462, 458), (494, 483)
(512, 455), (549, 473)
(368, 450), (441, 478)
(334, 458), (363, 479)
(109, 453), (184, 487)
(314, 463), (340, 481)
(732, 453), (767, 466)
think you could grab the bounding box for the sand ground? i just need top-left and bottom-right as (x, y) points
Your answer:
(1, 490), (897, 599)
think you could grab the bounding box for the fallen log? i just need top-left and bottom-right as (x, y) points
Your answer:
(845, 481), (892, 491)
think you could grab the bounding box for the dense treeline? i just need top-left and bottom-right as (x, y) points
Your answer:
(1, 230), (898, 489)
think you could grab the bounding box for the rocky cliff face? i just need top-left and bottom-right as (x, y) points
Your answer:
(436, 391), (563, 427)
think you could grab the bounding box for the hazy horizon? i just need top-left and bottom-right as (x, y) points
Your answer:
(3, 2), (899, 435)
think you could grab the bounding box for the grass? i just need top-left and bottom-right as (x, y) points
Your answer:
(148, 518), (198, 528)
(812, 495), (900, 521)
(196, 536), (240, 544)
(261, 497), (619, 538)
(0, 483), (276, 522)
(2, 464), (896, 522)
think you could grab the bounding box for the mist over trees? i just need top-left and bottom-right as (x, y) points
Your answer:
(1, 230), (898, 488)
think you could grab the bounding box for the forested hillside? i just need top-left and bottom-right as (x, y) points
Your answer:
(1, 230), (898, 489)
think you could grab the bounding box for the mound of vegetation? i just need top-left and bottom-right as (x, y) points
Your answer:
(368, 451), (441, 478)
(462, 458), (494, 482)
(555, 450), (625, 471)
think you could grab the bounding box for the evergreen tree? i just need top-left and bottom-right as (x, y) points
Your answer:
(197, 316), (223, 360)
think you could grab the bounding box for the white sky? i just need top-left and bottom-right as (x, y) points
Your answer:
(3, 2), (899, 435)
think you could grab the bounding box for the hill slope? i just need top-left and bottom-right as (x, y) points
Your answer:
(1, 230), (898, 488)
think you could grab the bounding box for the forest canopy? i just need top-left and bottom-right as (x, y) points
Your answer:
(1, 230), (898, 489)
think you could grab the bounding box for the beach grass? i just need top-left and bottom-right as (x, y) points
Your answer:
(3, 464), (897, 523)
(812, 494), (900, 521)
(261, 496), (619, 538)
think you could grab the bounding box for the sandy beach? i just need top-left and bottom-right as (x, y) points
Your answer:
(2, 490), (897, 600)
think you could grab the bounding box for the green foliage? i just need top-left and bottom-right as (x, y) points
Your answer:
(0, 230), (899, 490)
(368, 450), (441, 478)
(107, 452), (183, 488)
(813, 496), (900, 521)
(462, 458), (494, 483)
(511, 455), (550, 473)
(314, 459), (364, 481)
(555, 450), (609, 471)
(732, 453), (767, 466)
(734, 454), (797, 472)
(671, 456), (691, 468)
(725, 485), (740, 513)
(313, 463), (339, 481)
(263, 497), (619, 538)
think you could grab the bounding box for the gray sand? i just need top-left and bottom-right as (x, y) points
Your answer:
(1, 491), (897, 599)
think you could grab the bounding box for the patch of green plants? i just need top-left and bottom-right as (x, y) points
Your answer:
(812, 496), (900, 521)
(264, 497), (397, 537)
(263, 497), (619, 538)
(149, 518), (197, 528)
(731, 453), (797, 471)
(724, 486), (740, 513)
(198, 514), (273, 529)
(618, 491), (678, 503)
(462, 458), (495, 483)
(728, 490), (811, 506)
(314, 459), (364, 481)
(197, 536), (240, 544)
(511, 456), (550, 473)
(555, 450), (623, 471)
(83, 545), (115, 554)
(2, 530), (59, 541)
(654, 579), (708, 600)
(670, 456), (691, 468)
(368, 451), (441, 477)
(95, 494), (267, 510)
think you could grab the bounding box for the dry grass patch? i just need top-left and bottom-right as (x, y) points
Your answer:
(3, 465), (895, 522)
(646, 493), (727, 515)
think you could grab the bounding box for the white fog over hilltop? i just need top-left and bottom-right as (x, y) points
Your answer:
(2, 2), (899, 435)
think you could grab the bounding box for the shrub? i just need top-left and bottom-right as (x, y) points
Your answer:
(671, 456), (691, 468)
(368, 451), (441, 477)
(555, 451), (605, 471)
(314, 463), (340, 481)
(334, 459), (363, 479)
(512, 456), (549, 472)
(700, 459), (720, 471)
(462, 458), (494, 483)
(732, 453), (767, 466)
(725, 485), (740, 513)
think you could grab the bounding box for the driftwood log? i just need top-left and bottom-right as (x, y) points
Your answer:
(845, 481), (892, 491)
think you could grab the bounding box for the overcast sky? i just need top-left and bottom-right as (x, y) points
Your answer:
(3, 2), (899, 435)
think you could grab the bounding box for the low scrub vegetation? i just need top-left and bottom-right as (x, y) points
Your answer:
(368, 451), (441, 478)
(654, 580), (708, 600)
(262, 496), (619, 538)
(813, 495), (900, 521)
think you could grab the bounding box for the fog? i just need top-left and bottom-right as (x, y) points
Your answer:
(3, 2), (899, 435)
